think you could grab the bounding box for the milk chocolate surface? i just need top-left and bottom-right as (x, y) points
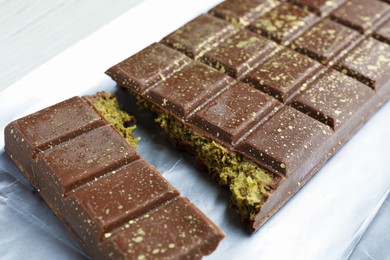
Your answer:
(106, 0), (390, 231)
(330, 0), (390, 33)
(161, 14), (237, 59)
(337, 37), (390, 90)
(209, 0), (279, 26)
(373, 18), (390, 44)
(248, 2), (318, 44)
(292, 18), (359, 64)
(4, 94), (224, 259)
(292, 0), (346, 16)
(201, 29), (279, 78)
(244, 48), (323, 102)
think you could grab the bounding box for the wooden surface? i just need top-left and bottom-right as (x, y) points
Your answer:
(0, 0), (144, 91)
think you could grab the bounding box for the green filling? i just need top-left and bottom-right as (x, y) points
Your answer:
(90, 93), (140, 148)
(154, 110), (275, 223)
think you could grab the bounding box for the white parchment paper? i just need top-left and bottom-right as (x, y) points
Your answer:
(0, 0), (389, 259)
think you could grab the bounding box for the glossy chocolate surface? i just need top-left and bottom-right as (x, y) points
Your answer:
(106, 0), (390, 231)
(105, 43), (191, 94)
(337, 38), (390, 90)
(331, 0), (390, 33)
(161, 14), (237, 59)
(4, 96), (224, 259)
(292, 0), (346, 16)
(244, 48), (323, 102)
(201, 29), (280, 78)
(147, 61), (235, 118)
(292, 18), (359, 64)
(238, 106), (332, 176)
(248, 2), (318, 44)
(291, 70), (374, 130)
(209, 0), (279, 26)
(373, 18), (390, 44)
(191, 82), (280, 144)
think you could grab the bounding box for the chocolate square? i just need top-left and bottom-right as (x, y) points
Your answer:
(147, 62), (236, 118)
(105, 43), (191, 93)
(337, 37), (390, 90)
(331, 0), (390, 33)
(66, 159), (179, 241)
(201, 29), (280, 78)
(238, 106), (332, 176)
(291, 70), (374, 130)
(373, 18), (390, 45)
(244, 48), (323, 102)
(209, 0), (279, 26)
(191, 82), (280, 144)
(292, 18), (359, 64)
(292, 0), (346, 16)
(161, 14), (237, 59)
(248, 2), (318, 44)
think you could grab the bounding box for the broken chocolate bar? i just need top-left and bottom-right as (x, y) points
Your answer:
(106, 0), (390, 232)
(4, 93), (224, 259)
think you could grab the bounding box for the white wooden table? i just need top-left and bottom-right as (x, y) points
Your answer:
(0, 0), (144, 92)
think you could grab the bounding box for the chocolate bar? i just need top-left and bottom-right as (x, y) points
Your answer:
(106, 0), (390, 231)
(4, 93), (224, 259)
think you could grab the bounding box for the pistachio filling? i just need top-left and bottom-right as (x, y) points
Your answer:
(89, 93), (140, 148)
(138, 95), (277, 222)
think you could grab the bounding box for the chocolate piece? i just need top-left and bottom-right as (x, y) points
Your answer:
(291, 70), (374, 130)
(336, 37), (390, 90)
(109, 197), (223, 259)
(238, 106), (332, 176)
(330, 0), (390, 33)
(105, 43), (191, 94)
(147, 61), (235, 118)
(291, 18), (359, 64)
(161, 14), (237, 59)
(209, 0), (279, 26)
(4, 94), (224, 259)
(248, 2), (318, 44)
(4, 97), (106, 181)
(373, 18), (390, 44)
(32, 125), (139, 213)
(65, 159), (179, 243)
(292, 0), (346, 16)
(200, 29), (280, 78)
(105, 0), (390, 231)
(190, 82), (280, 144)
(244, 48), (323, 102)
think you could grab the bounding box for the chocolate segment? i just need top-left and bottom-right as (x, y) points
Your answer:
(291, 0), (346, 16)
(244, 48), (323, 102)
(238, 106), (332, 176)
(200, 29), (280, 78)
(248, 2), (318, 44)
(4, 97), (105, 179)
(65, 159), (179, 243)
(109, 197), (223, 259)
(330, 0), (390, 33)
(292, 18), (359, 64)
(336, 37), (390, 90)
(161, 14), (237, 59)
(4, 94), (224, 259)
(33, 125), (139, 211)
(105, 43), (191, 94)
(291, 70), (374, 130)
(373, 18), (390, 44)
(209, 0), (279, 26)
(147, 61), (235, 118)
(190, 82), (280, 144)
